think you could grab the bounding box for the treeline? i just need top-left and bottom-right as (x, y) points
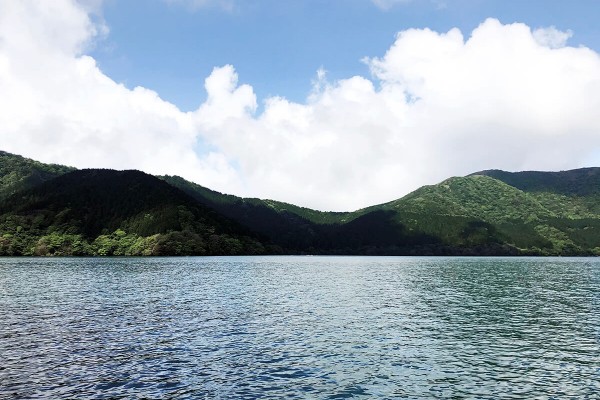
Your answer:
(0, 229), (271, 256)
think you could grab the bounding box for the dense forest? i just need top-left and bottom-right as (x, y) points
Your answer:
(0, 154), (268, 256)
(1, 150), (600, 256)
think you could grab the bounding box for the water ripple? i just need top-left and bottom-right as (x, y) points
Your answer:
(0, 256), (599, 398)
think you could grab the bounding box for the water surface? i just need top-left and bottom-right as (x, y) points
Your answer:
(1, 256), (598, 398)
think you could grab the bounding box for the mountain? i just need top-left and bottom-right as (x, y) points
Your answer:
(0, 165), (268, 256)
(0, 150), (75, 200)
(161, 175), (525, 255)
(160, 175), (443, 254)
(162, 170), (600, 256)
(373, 171), (600, 255)
(474, 168), (600, 217)
(1, 150), (599, 256)
(474, 168), (600, 196)
(159, 175), (350, 251)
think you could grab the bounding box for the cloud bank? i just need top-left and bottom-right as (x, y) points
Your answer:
(2, 1), (600, 211)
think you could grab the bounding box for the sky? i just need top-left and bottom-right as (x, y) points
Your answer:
(2, 0), (600, 211)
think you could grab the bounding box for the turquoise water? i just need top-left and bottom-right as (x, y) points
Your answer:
(0, 256), (598, 398)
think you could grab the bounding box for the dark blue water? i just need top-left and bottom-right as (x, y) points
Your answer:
(0, 257), (598, 399)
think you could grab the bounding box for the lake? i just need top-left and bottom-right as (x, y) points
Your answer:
(0, 256), (598, 398)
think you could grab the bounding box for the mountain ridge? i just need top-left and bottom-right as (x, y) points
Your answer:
(0, 162), (269, 256)
(1, 150), (599, 256)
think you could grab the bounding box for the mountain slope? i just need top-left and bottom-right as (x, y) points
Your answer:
(160, 175), (354, 251)
(474, 168), (600, 196)
(474, 168), (600, 218)
(0, 169), (267, 256)
(1, 150), (599, 256)
(379, 175), (556, 222)
(159, 175), (512, 255)
(0, 151), (75, 200)
(161, 169), (600, 255)
(368, 172), (600, 255)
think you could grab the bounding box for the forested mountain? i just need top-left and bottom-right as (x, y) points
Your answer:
(1, 150), (599, 256)
(474, 168), (600, 217)
(160, 175), (520, 255)
(159, 175), (352, 251)
(370, 174), (600, 255)
(160, 172), (600, 255)
(161, 175), (450, 254)
(0, 151), (74, 200)
(475, 168), (600, 196)
(162, 169), (600, 255)
(0, 165), (267, 256)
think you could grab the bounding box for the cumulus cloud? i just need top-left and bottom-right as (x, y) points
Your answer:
(2, 1), (600, 211)
(533, 26), (573, 49)
(0, 0), (241, 194)
(194, 19), (600, 209)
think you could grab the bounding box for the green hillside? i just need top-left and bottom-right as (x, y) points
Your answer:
(1, 150), (599, 256)
(0, 151), (75, 200)
(370, 172), (600, 255)
(157, 168), (600, 255)
(474, 168), (600, 196)
(382, 175), (555, 222)
(159, 175), (358, 251)
(160, 175), (516, 255)
(0, 168), (268, 256)
(475, 168), (600, 218)
(160, 175), (352, 224)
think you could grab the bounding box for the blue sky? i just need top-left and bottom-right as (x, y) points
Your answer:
(92, 0), (600, 111)
(3, 0), (600, 210)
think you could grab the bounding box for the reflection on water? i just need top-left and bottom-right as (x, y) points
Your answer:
(1, 257), (598, 398)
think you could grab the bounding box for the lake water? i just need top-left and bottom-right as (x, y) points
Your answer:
(0, 257), (598, 399)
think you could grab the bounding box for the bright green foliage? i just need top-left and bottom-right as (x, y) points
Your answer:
(32, 232), (92, 256)
(382, 176), (556, 223)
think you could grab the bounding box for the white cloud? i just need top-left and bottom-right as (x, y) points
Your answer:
(1, 1), (600, 211)
(533, 26), (572, 49)
(194, 19), (600, 210)
(0, 0), (241, 194)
